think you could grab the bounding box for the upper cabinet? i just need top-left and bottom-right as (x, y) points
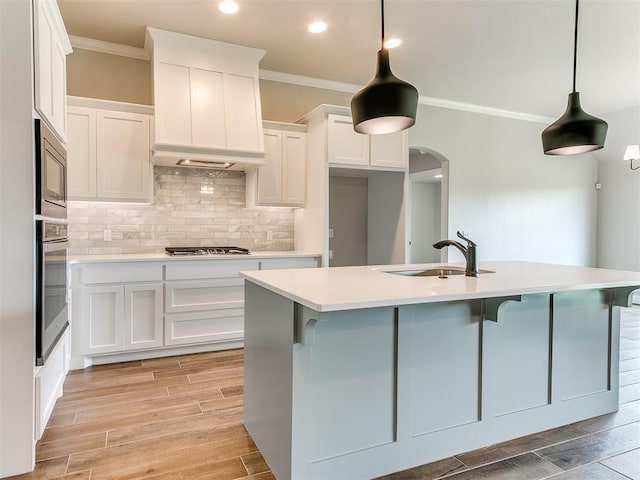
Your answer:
(327, 114), (408, 170)
(295, 105), (410, 267)
(246, 122), (307, 207)
(145, 27), (267, 170)
(33, 0), (72, 143)
(67, 98), (153, 202)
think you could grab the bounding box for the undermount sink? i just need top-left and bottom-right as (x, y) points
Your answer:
(384, 267), (495, 278)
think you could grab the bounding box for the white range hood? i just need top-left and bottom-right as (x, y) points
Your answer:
(145, 27), (266, 170)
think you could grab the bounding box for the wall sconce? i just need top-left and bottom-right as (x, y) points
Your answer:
(624, 145), (640, 170)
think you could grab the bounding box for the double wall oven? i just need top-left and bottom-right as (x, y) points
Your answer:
(35, 120), (69, 365)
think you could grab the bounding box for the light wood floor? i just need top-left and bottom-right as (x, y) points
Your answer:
(6, 309), (640, 480)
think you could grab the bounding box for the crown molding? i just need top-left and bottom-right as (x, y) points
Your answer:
(259, 69), (553, 124)
(67, 95), (153, 114)
(259, 69), (360, 94)
(69, 35), (150, 60)
(418, 96), (554, 124)
(70, 35), (553, 124)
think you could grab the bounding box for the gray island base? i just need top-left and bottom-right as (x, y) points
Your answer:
(241, 262), (640, 480)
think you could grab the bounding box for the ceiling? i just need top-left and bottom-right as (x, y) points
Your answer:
(57, 0), (640, 119)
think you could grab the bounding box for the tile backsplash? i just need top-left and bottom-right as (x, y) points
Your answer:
(67, 167), (294, 255)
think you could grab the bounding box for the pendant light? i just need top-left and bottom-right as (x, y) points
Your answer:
(542, 0), (607, 155)
(350, 0), (418, 135)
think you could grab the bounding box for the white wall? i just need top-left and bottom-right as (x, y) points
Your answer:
(595, 106), (640, 270)
(0, 0), (37, 475)
(408, 105), (598, 267)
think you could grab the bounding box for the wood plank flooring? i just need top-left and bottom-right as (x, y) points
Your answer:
(5, 309), (640, 480)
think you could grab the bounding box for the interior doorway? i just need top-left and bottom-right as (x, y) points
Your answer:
(408, 147), (449, 264)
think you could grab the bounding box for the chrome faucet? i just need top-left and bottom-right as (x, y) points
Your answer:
(433, 231), (478, 277)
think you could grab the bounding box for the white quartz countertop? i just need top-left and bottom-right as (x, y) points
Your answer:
(241, 261), (640, 312)
(70, 251), (321, 264)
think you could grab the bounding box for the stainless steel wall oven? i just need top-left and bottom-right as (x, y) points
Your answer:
(36, 220), (69, 365)
(35, 118), (69, 365)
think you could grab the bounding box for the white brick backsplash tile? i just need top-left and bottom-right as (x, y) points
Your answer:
(68, 166), (294, 253)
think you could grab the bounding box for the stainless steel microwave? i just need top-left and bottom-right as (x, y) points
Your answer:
(35, 119), (67, 219)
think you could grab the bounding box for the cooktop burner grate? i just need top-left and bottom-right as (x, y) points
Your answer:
(165, 246), (250, 256)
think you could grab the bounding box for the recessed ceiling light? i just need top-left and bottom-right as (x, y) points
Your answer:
(219, 0), (239, 14)
(308, 21), (327, 33)
(383, 38), (402, 49)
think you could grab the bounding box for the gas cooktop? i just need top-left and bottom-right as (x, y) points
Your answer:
(165, 246), (250, 256)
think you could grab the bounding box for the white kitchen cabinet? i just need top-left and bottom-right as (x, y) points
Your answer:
(34, 328), (70, 440)
(81, 284), (124, 354)
(70, 254), (320, 367)
(164, 259), (258, 346)
(67, 100), (153, 202)
(71, 261), (164, 364)
(33, 0), (72, 143)
(67, 107), (97, 198)
(80, 283), (162, 355)
(246, 122), (307, 207)
(296, 105), (409, 267)
(124, 284), (164, 350)
(327, 114), (408, 170)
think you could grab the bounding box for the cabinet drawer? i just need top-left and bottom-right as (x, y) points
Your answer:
(73, 262), (163, 285)
(164, 308), (244, 346)
(165, 278), (244, 313)
(259, 257), (319, 270)
(165, 259), (260, 280)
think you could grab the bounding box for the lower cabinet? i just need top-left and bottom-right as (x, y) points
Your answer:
(164, 277), (245, 346)
(81, 283), (163, 354)
(34, 327), (70, 440)
(164, 259), (258, 346)
(71, 255), (319, 366)
(165, 308), (245, 346)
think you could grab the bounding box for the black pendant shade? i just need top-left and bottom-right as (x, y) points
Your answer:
(542, 92), (608, 155)
(542, 0), (607, 155)
(351, 0), (418, 135)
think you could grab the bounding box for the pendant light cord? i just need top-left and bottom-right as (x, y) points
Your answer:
(572, 0), (579, 93)
(380, 0), (385, 49)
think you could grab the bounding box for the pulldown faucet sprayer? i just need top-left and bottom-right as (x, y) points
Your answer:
(433, 231), (478, 277)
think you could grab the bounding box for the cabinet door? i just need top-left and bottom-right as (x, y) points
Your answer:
(257, 130), (283, 205)
(370, 130), (408, 169)
(33, 0), (53, 131)
(327, 114), (369, 166)
(96, 111), (151, 201)
(33, 0), (68, 142)
(82, 285), (124, 354)
(190, 68), (226, 148)
(282, 131), (307, 205)
(67, 107), (97, 199)
(51, 40), (67, 140)
(124, 283), (163, 350)
(154, 62), (191, 145)
(224, 73), (263, 151)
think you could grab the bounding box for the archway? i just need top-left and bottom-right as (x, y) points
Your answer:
(408, 146), (450, 263)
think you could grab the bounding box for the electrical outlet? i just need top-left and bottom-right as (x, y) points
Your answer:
(103, 229), (112, 242)
(266, 231), (274, 241)
(328, 250), (333, 260)
(328, 228), (334, 239)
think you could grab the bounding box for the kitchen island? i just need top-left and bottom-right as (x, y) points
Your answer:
(241, 261), (640, 480)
